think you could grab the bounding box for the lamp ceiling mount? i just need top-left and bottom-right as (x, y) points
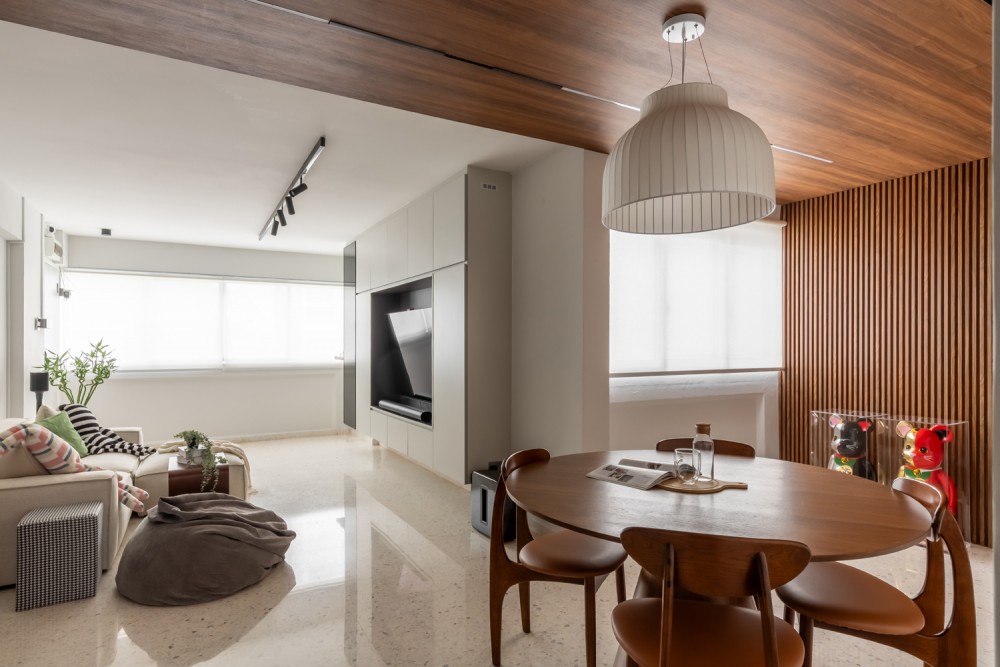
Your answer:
(661, 13), (706, 43)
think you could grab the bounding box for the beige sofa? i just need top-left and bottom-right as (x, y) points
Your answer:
(0, 417), (245, 587)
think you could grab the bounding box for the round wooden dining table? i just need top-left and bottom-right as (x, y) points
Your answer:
(504, 450), (932, 562)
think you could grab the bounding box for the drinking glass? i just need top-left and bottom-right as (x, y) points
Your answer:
(674, 448), (701, 485)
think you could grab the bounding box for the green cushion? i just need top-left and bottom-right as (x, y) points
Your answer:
(38, 411), (88, 457)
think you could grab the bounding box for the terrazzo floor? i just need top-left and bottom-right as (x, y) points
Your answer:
(0, 433), (993, 666)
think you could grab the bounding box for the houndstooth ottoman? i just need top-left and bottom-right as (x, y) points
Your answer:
(16, 501), (103, 611)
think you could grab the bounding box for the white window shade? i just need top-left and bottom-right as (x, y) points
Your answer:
(610, 222), (782, 374)
(62, 271), (343, 371)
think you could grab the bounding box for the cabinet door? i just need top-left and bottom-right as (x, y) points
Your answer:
(355, 291), (371, 435)
(369, 221), (388, 289)
(355, 232), (370, 292)
(432, 263), (466, 483)
(433, 172), (466, 270)
(370, 409), (387, 447)
(385, 209), (408, 284)
(408, 424), (433, 469)
(387, 416), (408, 455)
(407, 192), (434, 277)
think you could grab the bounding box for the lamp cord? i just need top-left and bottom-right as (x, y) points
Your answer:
(698, 35), (713, 84)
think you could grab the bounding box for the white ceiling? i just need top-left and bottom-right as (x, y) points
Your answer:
(0, 20), (559, 255)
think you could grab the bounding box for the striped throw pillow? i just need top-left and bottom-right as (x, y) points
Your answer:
(60, 404), (156, 458)
(0, 423), (87, 474)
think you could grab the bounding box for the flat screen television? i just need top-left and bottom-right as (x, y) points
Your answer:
(387, 308), (432, 400)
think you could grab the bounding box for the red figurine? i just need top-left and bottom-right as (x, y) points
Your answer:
(896, 421), (957, 514)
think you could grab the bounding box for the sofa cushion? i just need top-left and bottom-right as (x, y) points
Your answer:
(86, 452), (142, 476)
(38, 411), (88, 457)
(60, 404), (155, 458)
(0, 423), (87, 474)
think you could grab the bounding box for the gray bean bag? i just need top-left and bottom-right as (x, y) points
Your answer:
(116, 492), (296, 605)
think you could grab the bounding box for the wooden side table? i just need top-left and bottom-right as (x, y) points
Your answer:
(168, 455), (230, 496)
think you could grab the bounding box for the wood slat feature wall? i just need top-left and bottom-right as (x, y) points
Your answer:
(781, 158), (993, 546)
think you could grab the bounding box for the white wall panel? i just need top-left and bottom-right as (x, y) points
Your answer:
(432, 263), (465, 483)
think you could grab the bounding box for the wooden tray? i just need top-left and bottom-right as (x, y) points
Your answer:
(657, 477), (748, 494)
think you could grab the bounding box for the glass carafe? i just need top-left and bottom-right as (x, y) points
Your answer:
(692, 422), (714, 482)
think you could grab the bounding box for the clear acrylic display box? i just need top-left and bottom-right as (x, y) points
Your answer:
(876, 417), (970, 540)
(809, 410), (889, 483)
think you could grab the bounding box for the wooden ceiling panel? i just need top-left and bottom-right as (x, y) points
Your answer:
(0, 0), (991, 204)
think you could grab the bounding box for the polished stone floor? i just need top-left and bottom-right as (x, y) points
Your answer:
(0, 433), (993, 666)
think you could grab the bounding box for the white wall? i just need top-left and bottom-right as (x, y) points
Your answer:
(5, 197), (46, 418)
(52, 236), (346, 439)
(80, 368), (343, 443)
(609, 373), (780, 458)
(511, 147), (609, 457)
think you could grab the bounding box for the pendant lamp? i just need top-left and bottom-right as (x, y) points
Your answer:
(602, 14), (776, 234)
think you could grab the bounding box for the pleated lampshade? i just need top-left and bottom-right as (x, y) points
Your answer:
(602, 82), (776, 234)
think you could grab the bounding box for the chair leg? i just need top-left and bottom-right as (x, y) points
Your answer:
(783, 604), (795, 625)
(584, 577), (597, 667)
(490, 579), (507, 666)
(518, 581), (531, 633)
(615, 564), (626, 603)
(799, 614), (814, 667)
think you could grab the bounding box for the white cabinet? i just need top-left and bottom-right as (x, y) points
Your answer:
(356, 231), (371, 292)
(355, 292), (371, 435)
(387, 415), (408, 455)
(432, 263), (466, 484)
(368, 221), (388, 289)
(370, 409), (387, 447)
(433, 172), (465, 269)
(350, 166), (509, 485)
(385, 209), (408, 284)
(408, 423), (434, 469)
(407, 192), (434, 277)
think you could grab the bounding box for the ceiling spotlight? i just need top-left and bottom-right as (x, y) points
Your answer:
(258, 136), (325, 241)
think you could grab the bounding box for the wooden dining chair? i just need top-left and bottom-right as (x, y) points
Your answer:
(655, 437), (756, 458)
(612, 527), (810, 666)
(776, 477), (976, 666)
(489, 448), (627, 667)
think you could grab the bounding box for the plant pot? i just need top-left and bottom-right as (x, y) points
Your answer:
(184, 447), (205, 465)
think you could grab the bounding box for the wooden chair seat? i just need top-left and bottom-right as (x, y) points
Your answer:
(613, 597), (805, 667)
(778, 561), (925, 635)
(519, 529), (627, 578)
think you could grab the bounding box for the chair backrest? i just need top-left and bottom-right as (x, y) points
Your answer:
(655, 437), (756, 458)
(890, 476), (975, 652)
(621, 528), (810, 599)
(492, 449), (551, 554)
(891, 476), (945, 538)
(621, 527), (809, 667)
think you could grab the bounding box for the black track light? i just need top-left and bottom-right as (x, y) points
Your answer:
(258, 137), (325, 241)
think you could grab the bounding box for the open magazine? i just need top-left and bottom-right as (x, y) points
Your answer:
(586, 458), (678, 490)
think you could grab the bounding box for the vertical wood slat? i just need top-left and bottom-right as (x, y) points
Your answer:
(780, 158), (993, 547)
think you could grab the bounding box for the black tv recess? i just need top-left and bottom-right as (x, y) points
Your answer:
(379, 307), (433, 423)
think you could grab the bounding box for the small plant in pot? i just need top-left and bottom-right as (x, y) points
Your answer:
(174, 429), (223, 491)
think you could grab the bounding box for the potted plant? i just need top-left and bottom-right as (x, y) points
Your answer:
(175, 429), (211, 465)
(174, 429), (223, 491)
(41, 340), (117, 406)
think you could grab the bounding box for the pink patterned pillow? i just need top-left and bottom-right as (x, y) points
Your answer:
(0, 423), (86, 474)
(0, 423), (147, 512)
